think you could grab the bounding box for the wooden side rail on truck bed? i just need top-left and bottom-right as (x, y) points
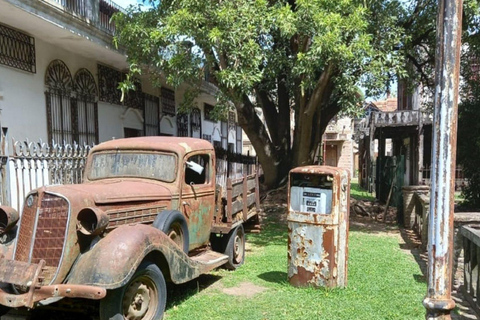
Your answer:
(212, 173), (260, 234)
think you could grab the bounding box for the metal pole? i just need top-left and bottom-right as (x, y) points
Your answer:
(423, 0), (462, 319)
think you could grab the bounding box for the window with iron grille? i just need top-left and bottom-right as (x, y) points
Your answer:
(177, 113), (189, 137)
(124, 78), (144, 110)
(0, 23), (36, 73)
(228, 111), (236, 132)
(45, 60), (75, 144)
(144, 94), (160, 136)
(202, 134), (212, 142)
(98, 64), (122, 105)
(74, 68), (98, 145)
(161, 87), (176, 116)
(204, 103), (215, 121)
(190, 108), (201, 137)
(45, 60), (98, 144)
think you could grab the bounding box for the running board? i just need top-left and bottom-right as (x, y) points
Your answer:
(190, 250), (229, 274)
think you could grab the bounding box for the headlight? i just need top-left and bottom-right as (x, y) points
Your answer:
(76, 208), (109, 236)
(0, 206), (19, 234)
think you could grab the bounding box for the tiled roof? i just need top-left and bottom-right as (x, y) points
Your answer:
(372, 98), (398, 112)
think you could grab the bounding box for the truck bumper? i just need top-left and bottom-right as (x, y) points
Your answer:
(0, 258), (106, 308)
(0, 284), (106, 308)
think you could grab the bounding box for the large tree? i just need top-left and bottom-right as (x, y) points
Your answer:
(113, 0), (408, 188)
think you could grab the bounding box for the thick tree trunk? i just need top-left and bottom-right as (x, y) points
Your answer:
(293, 64), (334, 167)
(235, 96), (286, 189)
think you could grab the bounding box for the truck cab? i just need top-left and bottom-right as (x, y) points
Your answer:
(0, 137), (260, 320)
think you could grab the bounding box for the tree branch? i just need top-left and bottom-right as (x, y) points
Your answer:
(402, 0), (429, 30)
(256, 89), (280, 145)
(305, 63), (335, 116)
(406, 53), (434, 86)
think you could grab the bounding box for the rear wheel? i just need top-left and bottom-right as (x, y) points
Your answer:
(224, 225), (245, 270)
(100, 261), (166, 320)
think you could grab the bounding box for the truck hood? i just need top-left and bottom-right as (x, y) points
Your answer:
(45, 180), (173, 204)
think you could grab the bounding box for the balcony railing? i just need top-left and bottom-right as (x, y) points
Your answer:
(420, 165), (468, 190)
(51, 0), (87, 16)
(373, 110), (433, 128)
(46, 0), (125, 34)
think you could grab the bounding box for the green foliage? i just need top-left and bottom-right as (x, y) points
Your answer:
(112, 0), (443, 188)
(113, 0), (405, 110)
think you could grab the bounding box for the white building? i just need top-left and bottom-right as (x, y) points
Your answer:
(0, 0), (242, 151)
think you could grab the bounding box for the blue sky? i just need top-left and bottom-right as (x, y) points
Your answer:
(114, 0), (142, 9)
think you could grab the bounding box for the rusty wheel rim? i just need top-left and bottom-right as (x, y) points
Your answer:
(233, 230), (245, 263)
(122, 276), (158, 320)
(168, 222), (184, 249)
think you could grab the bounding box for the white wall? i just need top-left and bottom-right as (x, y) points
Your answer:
(0, 29), (236, 148)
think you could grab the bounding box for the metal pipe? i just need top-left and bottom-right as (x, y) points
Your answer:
(423, 0), (463, 318)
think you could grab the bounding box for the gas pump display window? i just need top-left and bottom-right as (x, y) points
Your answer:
(290, 173), (333, 214)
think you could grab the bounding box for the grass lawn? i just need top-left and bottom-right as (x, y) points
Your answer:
(350, 178), (376, 202)
(164, 207), (426, 320)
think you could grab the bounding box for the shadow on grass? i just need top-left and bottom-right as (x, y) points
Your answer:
(258, 271), (288, 284)
(166, 274), (223, 310)
(247, 215), (288, 247)
(413, 274), (427, 283)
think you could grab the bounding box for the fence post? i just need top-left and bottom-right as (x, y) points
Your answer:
(0, 130), (10, 207)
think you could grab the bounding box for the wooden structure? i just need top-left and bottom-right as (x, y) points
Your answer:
(357, 106), (433, 215)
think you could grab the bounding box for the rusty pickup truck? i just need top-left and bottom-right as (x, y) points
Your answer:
(0, 137), (260, 319)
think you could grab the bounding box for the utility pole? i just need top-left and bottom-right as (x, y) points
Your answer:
(423, 0), (463, 319)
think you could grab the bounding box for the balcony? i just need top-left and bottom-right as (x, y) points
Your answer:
(0, 0), (129, 70)
(373, 110), (433, 128)
(44, 0), (124, 34)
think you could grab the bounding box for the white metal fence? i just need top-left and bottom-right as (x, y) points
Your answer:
(0, 136), (258, 212)
(0, 137), (92, 212)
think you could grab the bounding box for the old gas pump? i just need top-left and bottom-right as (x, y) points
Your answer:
(287, 166), (350, 288)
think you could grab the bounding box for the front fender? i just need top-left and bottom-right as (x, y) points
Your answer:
(67, 224), (200, 289)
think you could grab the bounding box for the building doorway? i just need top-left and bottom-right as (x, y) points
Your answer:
(325, 144), (338, 167)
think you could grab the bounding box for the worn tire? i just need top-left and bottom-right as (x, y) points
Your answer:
(99, 261), (167, 320)
(152, 210), (189, 253)
(0, 305), (10, 317)
(224, 225), (245, 270)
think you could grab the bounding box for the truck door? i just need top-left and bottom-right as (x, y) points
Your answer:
(181, 152), (215, 250)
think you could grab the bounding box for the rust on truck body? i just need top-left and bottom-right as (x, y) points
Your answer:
(0, 137), (259, 311)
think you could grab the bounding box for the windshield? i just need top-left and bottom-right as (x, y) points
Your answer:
(88, 151), (177, 182)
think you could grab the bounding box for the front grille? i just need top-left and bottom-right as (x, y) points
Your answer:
(14, 194), (38, 263)
(31, 194), (69, 267)
(14, 193), (69, 281)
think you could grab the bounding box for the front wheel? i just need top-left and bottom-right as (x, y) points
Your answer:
(153, 210), (189, 253)
(100, 261), (167, 320)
